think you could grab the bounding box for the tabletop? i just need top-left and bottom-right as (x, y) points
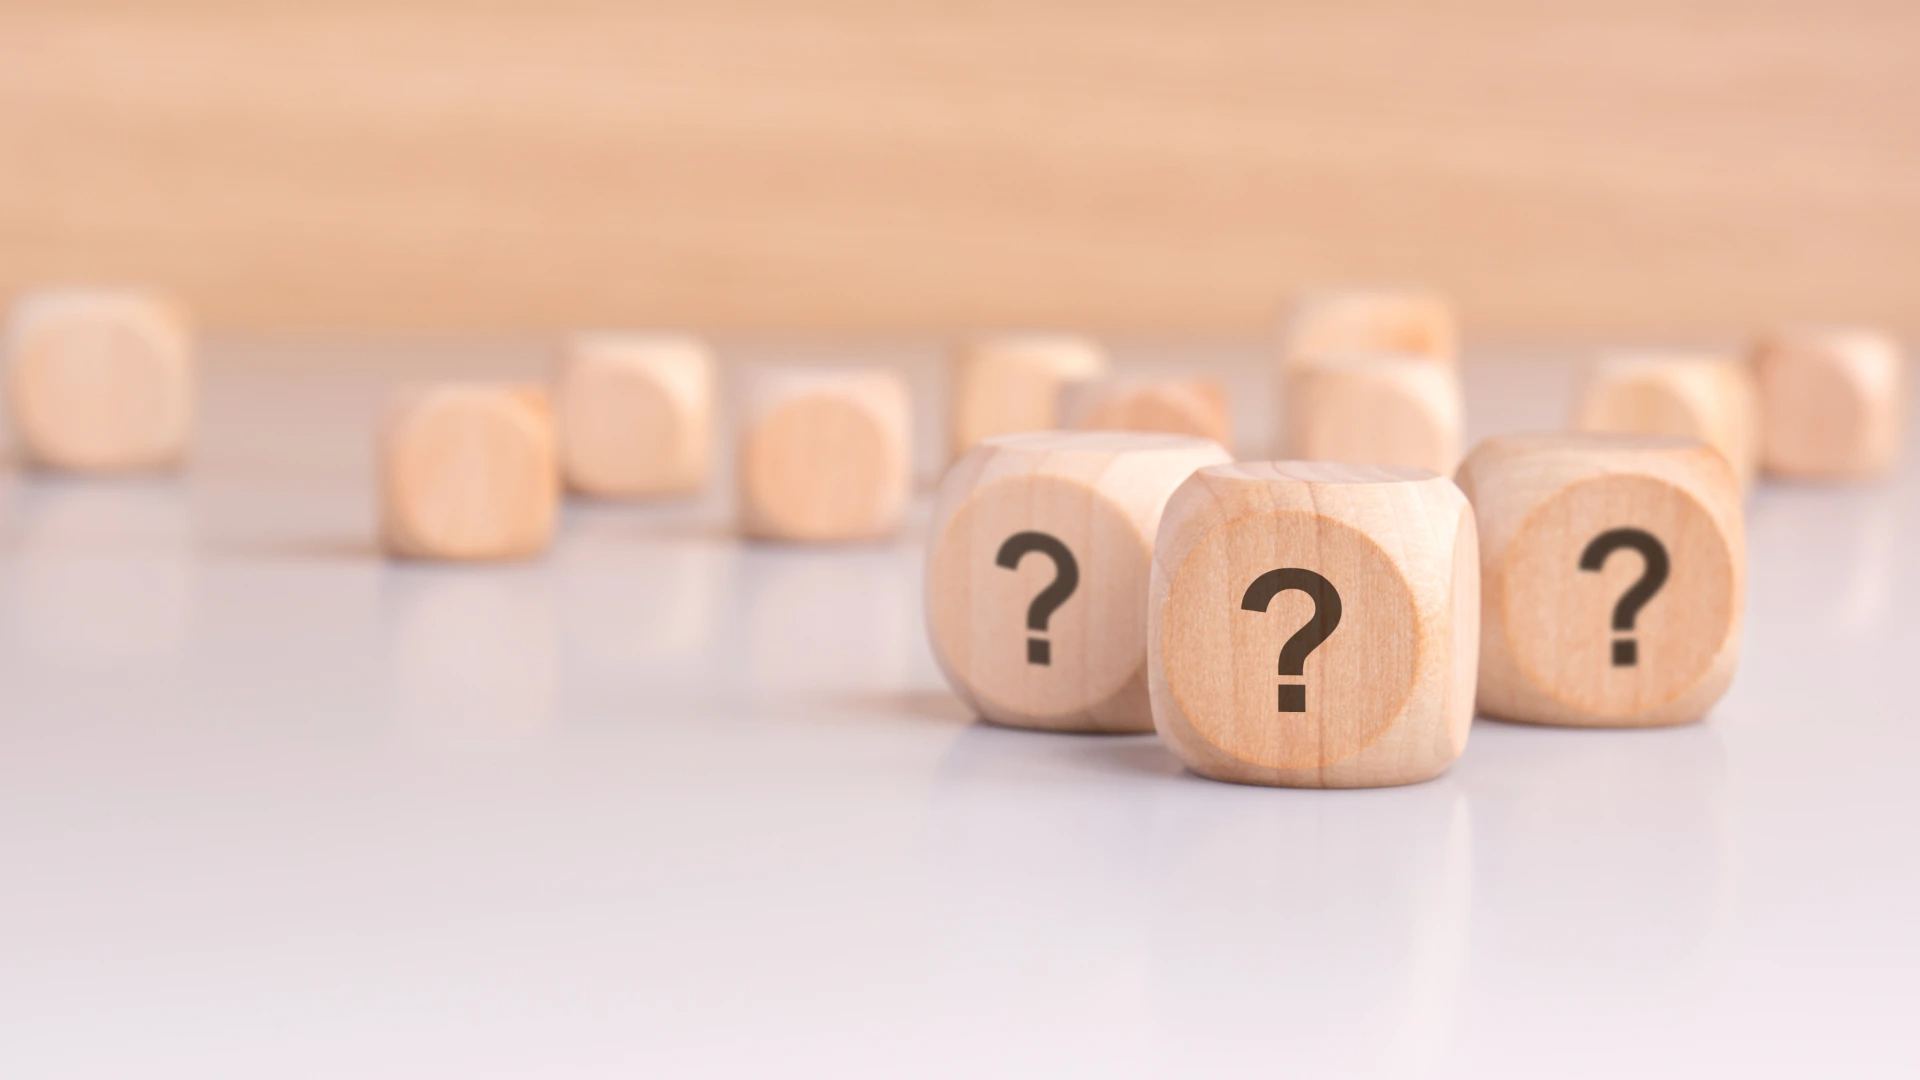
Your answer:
(0, 338), (1913, 1077)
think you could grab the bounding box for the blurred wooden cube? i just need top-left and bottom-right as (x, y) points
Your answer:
(3, 288), (194, 472)
(739, 368), (910, 542)
(1057, 376), (1231, 445)
(381, 383), (559, 561)
(1282, 354), (1463, 475)
(1573, 351), (1760, 490)
(1148, 462), (1478, 788)
(1280, 288), (1456, 370)
(1752, 326), (1905, 481)
(950, 334), (1107, 457)
(1456, 433), (1744, 728)
(555, 332), (714, 498)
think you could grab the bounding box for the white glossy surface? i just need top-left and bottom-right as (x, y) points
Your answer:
(0, 339), (1914, 1077)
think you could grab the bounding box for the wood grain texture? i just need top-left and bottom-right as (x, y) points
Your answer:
(737, 367), (909, 541)
(925, 431), (1232, 732)
(380, 383), (558, 561)
(1058, 376), (1231, 445)
(1282, 356), (1463, 474)
(555, 333), (714, 498)
(1148, 462), (1478, 788)
(1574, 351), (1762, 490)
(1455, 433), (1744, 727)
(1752, 326), (1906, 480)
(4, 288), (195, 471)
(3, 1), (1917, 336)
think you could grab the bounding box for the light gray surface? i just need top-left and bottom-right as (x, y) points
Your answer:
(0, 339), (1913, 1077)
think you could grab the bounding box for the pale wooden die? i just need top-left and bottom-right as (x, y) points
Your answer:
(1282, 353), (1463, 475)
(3, 288), (194, 472)
(738, 368), (910, 542)
(554, 332), (714, 498)
(1148, 462), (1478, 788)
(1573, 351), (1760, 490)
(1280, 288), (1456, 370)
(926, 431), (1232, 733)
(1751, 326), (1905, 481)
(380, 383), (559, 561)
(1057, 376), (1231, 445)
(1455, 433), (1744, 728)
(950, 334), (1107, 457)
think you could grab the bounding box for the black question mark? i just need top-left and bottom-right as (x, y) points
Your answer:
(996, 532), (1079, 665)
(1578, 528), (1671, 667)
(1240, 568), (1343, 712)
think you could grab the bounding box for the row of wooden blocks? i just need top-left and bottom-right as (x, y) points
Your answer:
(0, 288), (1905, 562)
(927, 430), (1741, 788)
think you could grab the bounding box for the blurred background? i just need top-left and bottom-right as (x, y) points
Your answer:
(4, 0), (1916, 339)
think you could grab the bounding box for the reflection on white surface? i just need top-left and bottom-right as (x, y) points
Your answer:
(1451, 719), (1725, 1074)
(742, 544), (916, 694)
(1147, 774), (1471, 1077)
(2, 479), (195, 666)
(1747, 484), (1900, 636)
(385, 567), (556, 750)
(552, 513), (728, 666)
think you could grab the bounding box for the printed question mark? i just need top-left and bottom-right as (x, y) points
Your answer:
(996, 531), (1079, 665)
(1578, 527), (1670, 667)
(1240, 568), (1343, 712)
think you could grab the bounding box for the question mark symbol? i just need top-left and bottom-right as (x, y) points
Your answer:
(1240, 568), (1343, 712)
(996, 531), (1080, 666)
(1578, 528), (1671, 667)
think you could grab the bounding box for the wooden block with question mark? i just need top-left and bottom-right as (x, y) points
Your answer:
(1751, 326), (1906, 481)
(738, 368), (911, 542)
(381, 383), (560, 561)
(926, 431), (1233, 732)
(1281, 354), (1463, 475)
(950, 334), (1108, 458)
(1573, 351), (1761, 491)
(1057, 375), (1232, 445)
(1148, 462), (1478, 787)
(1455, 433), (1745, 728)
(4, 287), (195, 472)
(1279, 288), (1457, 370)
(554, 332), (714, 498)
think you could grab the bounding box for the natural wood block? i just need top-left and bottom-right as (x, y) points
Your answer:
(1752, 326), (1905, 481)
(738, 368), (910, 542)
(1455, 433), (1744, 728)
(1281, 354), (1463, 475)
(554, 332), (714, 497)
(1056, 376), (1231, 445)
(3, 288), (193, 471)
(950, 334), (1107, 457)
(380, 383), (559, 561)
(1573, 351), (1760, 490)
(1279, 289), (1456, 369)
(1148, 462), (1478, 788)
(926, 431), (1233, 732)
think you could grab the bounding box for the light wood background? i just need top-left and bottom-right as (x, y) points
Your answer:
(3, 1), (1916, 337)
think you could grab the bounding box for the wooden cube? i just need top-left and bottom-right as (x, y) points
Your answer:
(1282, 354), (1463, 474)
(554, 332), (714, 497)
(738, 368), (910, 542)
(1573, 351), (1760, 490)
(381, 383), (559, 561)
(1455, 433), (1744, 728)
(926, 431), (1233, 732)
(1280, 288), (1456, 370)
(950, 334), (1107, 457)
(1057, 376), (1231, 445)
(1148, 462), (1478, 788)
(1752, 326), (1905, 481)
(3, 288), (194, 471)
